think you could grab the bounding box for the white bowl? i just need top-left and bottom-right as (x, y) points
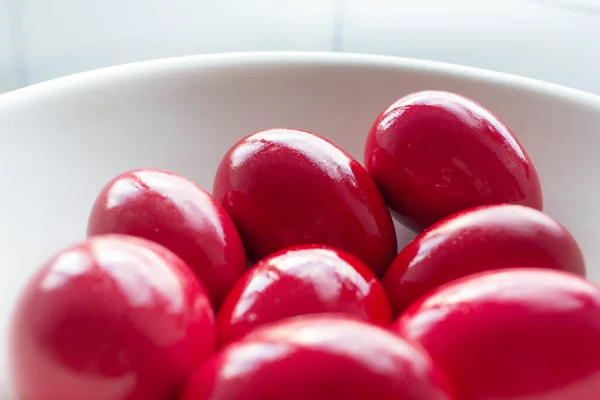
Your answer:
(1, 51), (600, 397)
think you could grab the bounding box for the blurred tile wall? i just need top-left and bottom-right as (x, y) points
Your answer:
(0, 0), (15, 93)
(1, 0), (600, 94)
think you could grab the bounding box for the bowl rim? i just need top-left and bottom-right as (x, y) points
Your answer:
(2, 51), (600, 110)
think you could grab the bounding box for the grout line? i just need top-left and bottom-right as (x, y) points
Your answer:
(332, 0), (345, 52)
(7, 0), (28, 88)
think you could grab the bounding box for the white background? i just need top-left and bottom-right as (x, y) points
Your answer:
(1, 0), (600, 94)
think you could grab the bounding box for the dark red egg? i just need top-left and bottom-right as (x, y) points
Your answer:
(87, 168), (247, 309)
(213, 128), (397, 276)
(181, 315), (456, 400)
(393, 268), (600, 400)
(383, 204), (585, 315)
(10, 234), (216, 400)
(217, 245), (392, 345)
(364, 90), (543, 231)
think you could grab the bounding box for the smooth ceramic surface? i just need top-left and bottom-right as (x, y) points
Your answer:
(1, 52), (600, 397)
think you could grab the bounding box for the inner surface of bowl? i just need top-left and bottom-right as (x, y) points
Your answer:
(1, 52), (600, 397)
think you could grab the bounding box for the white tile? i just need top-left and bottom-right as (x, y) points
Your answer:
(341, 0), (600, 94)
(20, 0), (336, 85)
(0, 0), (16, 93)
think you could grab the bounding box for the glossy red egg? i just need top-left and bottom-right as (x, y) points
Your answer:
(217, 245), (392, 345)
(394, 268), (600, 400)
(180, 314), (456, 400)
(10, 234), (216, 400)
(213, 128), (397, 276)
(364, 90), (543, 231)
(383, 204), (585, 315)
(87, 168), (247, 309)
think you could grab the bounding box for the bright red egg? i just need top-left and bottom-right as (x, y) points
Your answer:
(181, 315), (456, 400)
(10, 234), (216, 400)
(87, 168), (247, 309)
(394, 268), (600, 400)
(217, 245), (392, 345)
(364, 90), (543, 231)
(213, 128), (397, 276)
(383, 204), (585, 315)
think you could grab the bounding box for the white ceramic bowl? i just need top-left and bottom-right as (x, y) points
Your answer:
(1, 52), (600, 398)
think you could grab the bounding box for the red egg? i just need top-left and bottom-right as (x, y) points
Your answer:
(10, 234), (216, 400)
(383, 204), (585, 315)
(364, 90), (543, 231)
(87, 169), (247, 309)
(180, 315), (456, 400)
(393, 268), (600, 400)
(217, 245), (392, 345)
(213, 128), (397, 276)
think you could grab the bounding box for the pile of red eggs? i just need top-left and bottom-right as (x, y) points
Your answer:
(9, 90), (599, 400)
